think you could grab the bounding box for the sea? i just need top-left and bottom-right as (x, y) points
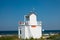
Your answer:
(0, 30), (60, 35)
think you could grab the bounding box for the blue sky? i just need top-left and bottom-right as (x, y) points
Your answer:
(0, 0), (60, 31)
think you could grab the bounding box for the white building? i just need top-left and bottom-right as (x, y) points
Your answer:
(18, 12), (42, 39)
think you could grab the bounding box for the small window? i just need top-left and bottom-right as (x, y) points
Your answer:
(31, 25), (36, 28)
(20, 30), (21, 34)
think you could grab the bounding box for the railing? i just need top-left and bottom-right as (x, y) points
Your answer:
(20, 21), (42, 26)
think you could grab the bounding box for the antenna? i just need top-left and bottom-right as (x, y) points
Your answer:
(29, 8), (36, 13)
(32, 8), (35, 12)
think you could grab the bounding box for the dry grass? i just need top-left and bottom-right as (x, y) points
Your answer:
(0, 34), (60, 40)
(0, 35), (18, 40)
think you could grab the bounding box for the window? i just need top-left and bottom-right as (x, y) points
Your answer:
(20, 30), (21, 34)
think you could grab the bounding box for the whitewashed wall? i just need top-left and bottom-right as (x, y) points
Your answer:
(29, 14), (37, 25)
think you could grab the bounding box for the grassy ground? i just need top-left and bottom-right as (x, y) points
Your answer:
(0, 35), (18, 40)
(0, 34), (60, 40)
(22, 34), (60, 40)
(46, 34), (60, 40)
